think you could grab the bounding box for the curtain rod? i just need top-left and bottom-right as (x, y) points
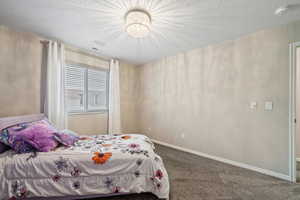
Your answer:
(40, 40), (50, 44)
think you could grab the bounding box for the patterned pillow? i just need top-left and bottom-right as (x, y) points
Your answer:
(10, 137), (36, 154)
(14, 120), (58, 152)
(60, 129), (78, 137)
(54, 130), (79, 146)
(0, 114), (45, 147)
(1, 120), (58, 153)
(0, 129), (10, 146)
(0, 123), (35, 153)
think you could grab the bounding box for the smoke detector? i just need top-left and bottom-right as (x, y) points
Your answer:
(275, 5), (289, 16)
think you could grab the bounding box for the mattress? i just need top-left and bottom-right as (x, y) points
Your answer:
(0, 134), (169, 200)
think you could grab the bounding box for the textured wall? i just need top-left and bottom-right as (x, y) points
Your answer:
(68, 113), (108, 135)
(0, 26), (42, 117)
(65, 48), (109, 70)
(65, 49), (109, 134)
(120, 62), (140, 133)
(2, 21), (300, 176)
(0, 26), (139, 135)
(66, 49), (139, 134)
(297, 47), (300, 158)
(138, 21), (300, 176)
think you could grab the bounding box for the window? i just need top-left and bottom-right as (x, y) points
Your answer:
(65, 64), (108, 113)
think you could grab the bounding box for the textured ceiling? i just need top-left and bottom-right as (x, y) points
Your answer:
(0, 0), (300, 64)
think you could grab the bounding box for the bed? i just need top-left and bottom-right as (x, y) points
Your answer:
(0, 134), (169, 200)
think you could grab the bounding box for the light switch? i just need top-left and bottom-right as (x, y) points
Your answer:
(250, 102), (257, 110)
(265, 101), (273, 111)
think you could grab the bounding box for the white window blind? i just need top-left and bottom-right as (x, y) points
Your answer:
(65, 66), (85, 112)
(65, 64), (108, 113)
(87, 69), (107, 111)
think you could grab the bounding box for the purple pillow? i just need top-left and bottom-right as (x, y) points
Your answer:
(3, 123), (36, 153)
(0, 114), (46, 151)
(10, 137), (36, 154)
(0, 142), (10, 153)
(7, 120), (58, 153)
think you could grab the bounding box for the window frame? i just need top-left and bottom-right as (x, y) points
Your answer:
(65, 64), (109, 115)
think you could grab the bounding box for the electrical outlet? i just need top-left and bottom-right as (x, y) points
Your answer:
(181, 133), (185, 139)
(250, 101), (257, 110)
(265, 101), (273, 111)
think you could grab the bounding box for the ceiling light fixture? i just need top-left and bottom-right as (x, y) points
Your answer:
(125, 9), (151, 38)
(275, 5), (289, 16)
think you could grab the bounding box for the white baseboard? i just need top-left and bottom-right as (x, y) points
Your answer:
(152, 139), (291, 182)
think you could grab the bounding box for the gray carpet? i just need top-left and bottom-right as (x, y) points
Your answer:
(88, 144), (300, 200)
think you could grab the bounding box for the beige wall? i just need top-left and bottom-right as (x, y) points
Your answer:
(297, 47), (300, 158)
(65, 48), (109, 135)
(65, 49), (140, 135)
(138, 21), (300, 176)
(68, 113), (108, 135)
(0, 26), (139, 135)
(2, 21), (300, 176)
(120, 62), (140, 133)
(65, 48), (109, 70)
(0, 26), (42, 117)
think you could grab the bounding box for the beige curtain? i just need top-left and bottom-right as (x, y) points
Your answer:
(45, 41), (67, 130)
(108, 59), (122, 134)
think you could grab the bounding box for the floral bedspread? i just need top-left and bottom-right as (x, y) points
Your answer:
(0, 134), (169, 200)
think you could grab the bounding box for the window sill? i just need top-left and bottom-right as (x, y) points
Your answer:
(68, 111), (108, 116)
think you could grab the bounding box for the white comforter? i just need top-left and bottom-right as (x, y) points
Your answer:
(0, 134), (169, 200)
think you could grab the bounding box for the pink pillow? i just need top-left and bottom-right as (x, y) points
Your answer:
(8, 120), (58, 152)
